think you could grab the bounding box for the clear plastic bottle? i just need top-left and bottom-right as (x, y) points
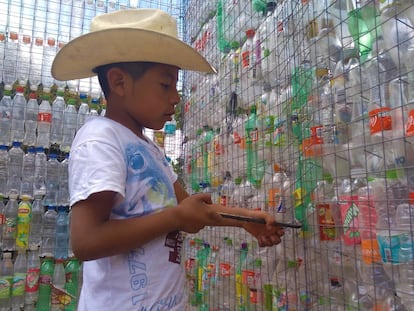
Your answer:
(0, 85), (13, 146)
(29, 197), (44, 249)
(60, 99), (78, 153)
(3, 31), (18, 89)
(50, 88), (66, 147)
(10, 86), (27, 144)
(35, 257), (54, 311)
(29, 37), (44, 92)
(25, 245), (41, 307)
(6, 141), (24, 199)
(0, 197), (5, 249)
(44, 153), (60, 207)
(11, 250), (27, 311)
(16, 197), (32, 252)
(0, 145), (8, 198)
(41, 38), (56, 90)
(20, 146), (36, 200)
(0, 32), (5, 83)
(57, 154), (69, 207)
(16, 34), (31, 87)
(33, 147), (47, 198)
(216, 237), (236, 310)
(2, 196), (18, 252)
(54, 206), (69, 260)
(36, 92), (52, 149)
(77, 94), (90, 131)
(24, 92), (40, 147)
(0, 252), (14, 311)
(40, 205), (57, 258)
(50, 259), (65, 311)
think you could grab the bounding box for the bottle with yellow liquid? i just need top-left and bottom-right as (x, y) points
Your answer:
(16, 196), (32, 251)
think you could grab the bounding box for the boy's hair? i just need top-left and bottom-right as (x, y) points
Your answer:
(93, 62), (157, 98)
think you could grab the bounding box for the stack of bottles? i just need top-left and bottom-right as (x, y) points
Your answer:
(182, 0), (414, 309)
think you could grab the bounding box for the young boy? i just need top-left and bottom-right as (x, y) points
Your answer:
(51, 8), (285, 310)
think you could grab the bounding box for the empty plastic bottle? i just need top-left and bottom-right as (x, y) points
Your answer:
(44, 154), (60, 207)
(20, 146), (36, 200)
(33, 147), (47, 198)
(25, 245), (41, 308)
(2, 196), (18, 252)
(40, 205), (57, 258)
(36, 92), (52, 149)
(50, 88), (66, 146)
(24, 92), (39, 147)
(0, 252), (14, 311)
(0, 86), (13, 146)
(64, 257), (81, 311)
(77, 94), (90, 131)
(10, 86), (27, 144)
(3, 31), (18, 89)
(50, 259), (65, 311)
(6, 141), (24, 199)
(60, 99), (78, 153)
(35, 257), (54, 311)
(11, 251), (27, 311)
(57, 154), (69, 207)
(0, 145), (8, 197)
(29, 197), (44, 249)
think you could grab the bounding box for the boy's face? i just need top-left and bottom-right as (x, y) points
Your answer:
(108, 63), (180, 135)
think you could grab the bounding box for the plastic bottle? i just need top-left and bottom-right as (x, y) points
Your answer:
(0, 146), (8, 198)
(29, 197), (44, 249)
(29, 37), (44, 92)
(235, 242), (249, 310)
(33, 147), (47, 198)
(164, 117), (177, 162)
(0, 32), (5, 83)
(40, 206), (57, 258)
(2, 195), (18, 252)
(64, 257), (81, 311)
(6, 141), (24, 199)
(20, 146), (36, 200)
(54, 206), (69, 261)
(16, 197), (32, 252)
(25, 245), (41, 307)
(60, 99), (78, 153)
(0, 252), (14, 311)
(3, 31), (18, 88)
(10, 86), (27, 144)
(11, 251), (27, 311)
(50, 88), (66, 147)
(24, 92), (40, 147)
(57, 154), (69, 207)
(0, 85), (13, 146)
(16, 34), (31, 87)
(41, 38), (56, 90)
(36, 257), (54, 311)
(77, 94), (90, 131)
(44, 154), (60, 207)
(50, 259), (65, 311)
(36, 92), (52, 149)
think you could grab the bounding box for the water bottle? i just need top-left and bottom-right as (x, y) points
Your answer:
(64, 257), (81, 311)
(20, 146), (36, 200)
(16, 34), (32, 87)
(41, 38), (56, 90)
(24, 92), (39, 147)
(16, 197), (32, 252)
(33, 147), (47, 198)
(40, 206), (57, 258)
(0, 198), (5, 249)
(2, 196), (18, 252)
(36, 92), (52, 149)
(0, 146), (8, 198)
(0, 86), (13, 146)
(6, 142), (24, 199)
(11, 251), (27, 311)
(50, 259), (65, 311)
(35, 257), (54, 311)
(0, 252), (14, 311)
(3, 31), (18, 88)
(54, 206), (69, 260)
(25, 245), (41, 308)
(60, 99), (78, 153)
(29, 37), (44, 92)
(57, 154), (69, 207)
(44, 154), (60, 207)
(50, 88), (66, 147)
(77, 94), (90, 131)
(10, 86), (27, 144)
(29, 197), (43, 249)
(0, 32), (5, 83)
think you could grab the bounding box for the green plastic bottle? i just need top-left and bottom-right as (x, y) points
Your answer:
(36, 257), (55, 311)
(64, 257), (81, 311)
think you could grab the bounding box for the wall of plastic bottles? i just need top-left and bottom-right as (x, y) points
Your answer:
(180, 0), (414, 310)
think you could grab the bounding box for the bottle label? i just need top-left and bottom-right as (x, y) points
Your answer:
(267, 187), (284, 212)
(368, 107), (392, 135)
(25, 267), (40, 292)
(241, 50), (250, 69)
(37, 112), (52, 123)
(316, 203), (337, 241)
(405, 109), (414, 137)
(339, 195), (361, 245)
(0, 277), (12, 299)
(219, 262), (232, 277)
(11, 273), (26, 297)
(360, 238), (381, 264)
(241, 269), (256, 288)
(0, 213), (5, 225)
(4, 217), (17, 238)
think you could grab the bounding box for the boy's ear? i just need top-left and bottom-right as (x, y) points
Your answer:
(106, 67), (128, 96)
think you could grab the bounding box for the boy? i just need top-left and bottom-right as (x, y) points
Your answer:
(51, 8), (285, 310)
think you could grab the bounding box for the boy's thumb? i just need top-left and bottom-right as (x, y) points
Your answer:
(192, 192), (213, 204)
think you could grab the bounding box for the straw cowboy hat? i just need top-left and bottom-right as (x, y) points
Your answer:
(52, 8), (216, 81)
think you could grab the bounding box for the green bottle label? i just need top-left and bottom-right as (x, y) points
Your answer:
(0, 277), (12, 299)
(12, 273), (26, 296)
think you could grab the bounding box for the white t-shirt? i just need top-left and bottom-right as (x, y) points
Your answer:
(69, 117), (186, 310)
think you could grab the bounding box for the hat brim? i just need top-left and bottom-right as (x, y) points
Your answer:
(52, 28), (216, 81)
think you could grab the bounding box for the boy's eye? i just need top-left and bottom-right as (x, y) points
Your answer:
(161, 83), (170, 89)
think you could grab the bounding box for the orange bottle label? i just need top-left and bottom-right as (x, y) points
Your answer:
(369, 107), (392, 135)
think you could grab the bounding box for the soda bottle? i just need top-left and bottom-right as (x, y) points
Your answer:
(54, 206), (69, 260)
(64, 257), (81, 311)
(2, 196), (18, 252)
(25, 245), (41, 307)
(50, 259), (65, 311)
(60, 99), (78, 153)
(36, 257), (54, 311)
(11, 250), (27, 311)
(36, 92), (52, 149)
(33, 147), (47, 198)
(24, 92), (39, 148)
(10, 86), (27, 144)
(0, 85), (13, 146)
(29, 197), (43, 249)
(20, 146), (36, 200)
(16, 197), (32, 252)
(50, 88), (66, 147)
(40, 206), (57, 258)
(0, 145), (8, 198)
(0, 252), (14, 311)
(6, 141), (24, 199)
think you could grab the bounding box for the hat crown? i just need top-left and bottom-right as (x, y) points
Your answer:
(90, 9), (178, 38)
